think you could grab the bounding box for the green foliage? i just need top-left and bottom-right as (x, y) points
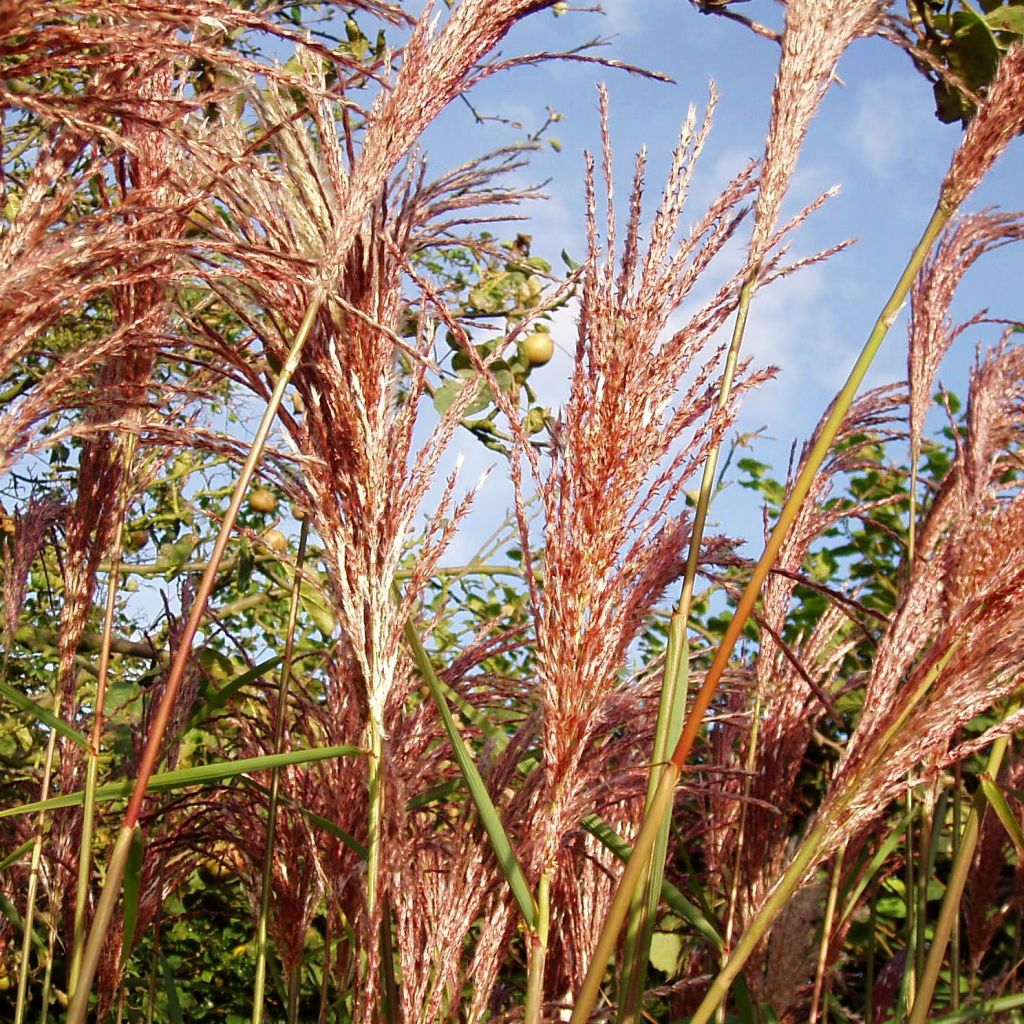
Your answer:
(909, 0), (1024, 122)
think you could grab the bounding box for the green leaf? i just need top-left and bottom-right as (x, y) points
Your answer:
(979, 771), (1024, 858)
(649, 930), (682, 974)
(0, 679), (90, 750)
(0, 840), (33, 872)
(432, 379), (464, 414)
(581, 814), (723, 950)
(983, 7), (1024, 33)
(243, 779), (367, 859)
(191, 655), (284, 722)
(402, 606), (535, 930)
(0, 891), (47, 952)
(930, 992), (1024, 1023)
(0, 743), (363, 817)
(120, 825), (144, 967)
(300, 580), (337, 637)
(160, 952), (185, 1024)
(238, 537), (253, 590)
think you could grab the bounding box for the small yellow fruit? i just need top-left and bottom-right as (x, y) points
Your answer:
(263, 528), (288, 553)
(521, 331), (554, 367)
(248, 487), (277, 514)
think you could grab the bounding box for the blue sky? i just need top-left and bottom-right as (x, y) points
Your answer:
(414, 0), (1024, 557)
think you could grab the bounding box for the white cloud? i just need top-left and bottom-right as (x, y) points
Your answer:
(842, 76), (931, 179)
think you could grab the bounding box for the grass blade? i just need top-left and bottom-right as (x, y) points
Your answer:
(618, 627), (690, 1023)
(909, 720), (1016, 1024)
(581, 814), (722, 951)
(0, 841), (34, 872)
(929, 992), (1024, 1023)
(402, 601), (535, 929)
(241, 780), (367, 860)
(0, 680), (89, 750)
(191, 656), (285, 721)
(1, 744), (363, 817)
(0, 892), (47, 952)
(160, 952), (185, 1024)
(978, 771), (1024, 857)
(120, 826), (144, 968)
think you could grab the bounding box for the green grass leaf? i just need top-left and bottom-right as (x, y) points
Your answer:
(0, 679), (89, 750)
(160, 952), (185, 1024)
(979, 771), (1024, 858)
(403, 612), (535, 929)
(191, 656), (284, 722)
(581, 814), (723, 950)
(0, 840), (33, 872)
(0, 744), (363, 818)
(120, 826), (144, 967)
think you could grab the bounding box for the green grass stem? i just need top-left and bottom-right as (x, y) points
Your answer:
(253, 520), (309, 1024)
(900, 787), (918, 1016)
(524, 870), (551, 1024)
(617, 276), (756, 1024)
(617, 623), (690, 1024)
(809, 844), (845, 1024)
(908, 722), (1015, 1024)
(70, 433), (137, 993)
(951, 762), (963, 1010)
(14, 722), (58, 1024)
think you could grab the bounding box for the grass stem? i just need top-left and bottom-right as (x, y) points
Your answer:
(525, 871), (551, 1024)
(809, 844), (845, 1024)
(67, 298), (321, 1023)
(14, 723), (58, 1024)
(618, 270), (756, 1024)
(908, 721), (1015, 1024)
(69, 433), (137, 992)
(252, 520), (310, 1024)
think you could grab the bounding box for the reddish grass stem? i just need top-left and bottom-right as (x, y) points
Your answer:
(67, 298), (320, 1024)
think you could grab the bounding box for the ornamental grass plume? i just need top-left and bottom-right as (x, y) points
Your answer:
(708, 386), (906, 956)
(748, 0), (885, 267)
(0, 497), (64, 639)
(522, 84), (759, 843)
(794, 335), (1024, 870)
(497, 85), (772, 1010)
(0, 0), (264, 389)
(625, 3), (885, 991)
(183, 24), (555, 743)
(907, 210), (1024, 526)
(149, 6), (581, 1014)
(575, 30), (1024, 1024)
(941, 42), (1024, 210)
